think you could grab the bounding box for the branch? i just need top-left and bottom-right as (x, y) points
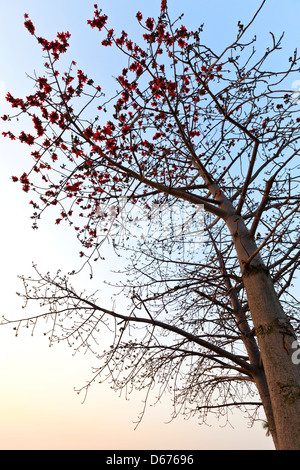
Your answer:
(196, 401), (262, 411)
(70, 119), (228, 219)
(244, 204), (300, 268)
(236, 141), (259, 215)
(67, 291), (255, 375)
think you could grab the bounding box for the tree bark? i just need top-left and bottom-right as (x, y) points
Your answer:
(225, 211), (300, 450)
(244, 269), (300, 450)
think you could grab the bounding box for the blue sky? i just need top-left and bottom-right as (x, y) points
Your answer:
(1, 0), (299, 450)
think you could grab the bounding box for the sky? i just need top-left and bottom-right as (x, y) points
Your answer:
(0, 0), (299, 451)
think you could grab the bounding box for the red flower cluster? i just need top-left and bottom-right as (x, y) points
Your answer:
(161, 0), (167, 12)
(37, 77), (52, 94)
(102, 29), (114, 47)
(20, 172), (30, 192)
(49, 111), (59, 123)
(19, 131), (35, 145)
(31, 151), (41, 160)
(145, 18), (154, 31)
(24, 14), (35, 35)
(5, 2), (225, 248)
(65, 181), (82, 193)
(5, 92), (26, 110)
(33, 114), (44, 136)
(37, 31), (71, 60)
(87, 5), (108, 32)
(2, 131), (16, 140)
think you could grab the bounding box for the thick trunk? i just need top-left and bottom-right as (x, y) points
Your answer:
(225, 212), (300, 450)
(244, 269), (300, 450)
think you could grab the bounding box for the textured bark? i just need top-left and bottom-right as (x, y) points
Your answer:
(244, 269), (300, 450)
(225, 210), (300, 449)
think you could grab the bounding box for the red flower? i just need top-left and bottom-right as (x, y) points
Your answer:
(43, 138), (51, 148)
(87, 13), (108, 31)
(136, 11), (143, 21)
(83, 126), (94, 139)
(37, 77), (52, 94)
(32, 114), (44, 136)
(19, 131), (35, 145)
(24, 18), (35, 35)
(37, 32), (70, 60)
(6, 92), (25, 110)
(77, 69), (88, 85)
(49, 111), (59, 123)
(20, 172), (30, 192)
(102, 29), (114, 47)
(161, 0), (167, 11)
(145, 18), (154, 30)
(178, 38), (187, 48)
(2, 131), (16, 140)
(31, 151), (41, 160)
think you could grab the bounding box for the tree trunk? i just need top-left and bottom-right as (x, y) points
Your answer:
(225, 211), (300, 450)
(244, 268), (300, 450)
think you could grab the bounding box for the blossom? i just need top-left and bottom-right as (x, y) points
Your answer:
(6, 92), (25, 110)
(32, 114), (44, 136)
(37, 77), (52, 94)
(161, 0), (167, 12)
(20, 172), (30, 192)
(178, 38), (186, 48)
(87, 12), (108, 31)
(49, 111), (59, 123)
(77, 69), (88, 87)
(31, 151), (41, 160)
(83, 126), (94, 139)
(102, 29), (114, 46)
(19, 131), (35, 145)
(24, 17), (35, 35)
(37, 31), (71, 60)
(145, 18), (154, 30)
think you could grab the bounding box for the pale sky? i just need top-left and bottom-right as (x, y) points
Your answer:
(1, 0), (299, 450)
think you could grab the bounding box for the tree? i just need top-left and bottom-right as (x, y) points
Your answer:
(2, 0), (300, 450)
